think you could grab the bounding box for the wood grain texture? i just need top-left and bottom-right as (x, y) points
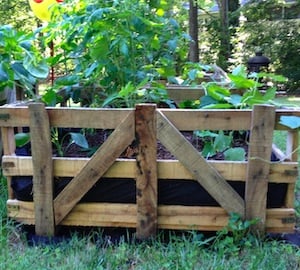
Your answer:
(53, 111), (135, 225)
(29, 103), (55, 236)
(245, 105), (276, 233)
(7, 200), (295, 233)
(135, 104), (157, 239)
(157, 110), (245, 217)
(3, 156), (298, 183)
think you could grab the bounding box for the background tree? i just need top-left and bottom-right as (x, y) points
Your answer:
(216, 0), (240, 69)
(188, 0), (199, 62)
(0, 0), (35, 31)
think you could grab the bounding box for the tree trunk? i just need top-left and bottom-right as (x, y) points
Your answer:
(188, 0), (199, 62)
(217, 0), (240, 69)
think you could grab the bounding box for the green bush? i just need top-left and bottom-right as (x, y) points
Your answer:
(40, 0), (189, 106)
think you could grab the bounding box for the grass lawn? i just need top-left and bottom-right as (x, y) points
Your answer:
(1, 96), (300, 269)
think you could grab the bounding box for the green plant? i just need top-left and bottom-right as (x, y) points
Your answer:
(179, 65), (287, 109)
(14, 129), (89, 157)
(209, 212), (259, 257)
(194, 130), (246, 160)
(40, 0), (188, 107)
(51, 128), (89, 157)
(101, 79), (175, 108)
(0, 25), (49, 97)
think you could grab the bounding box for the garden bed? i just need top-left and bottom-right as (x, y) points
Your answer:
(0, 103), (299, 239)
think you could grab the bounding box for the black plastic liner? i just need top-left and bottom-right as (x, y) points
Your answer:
(11, 176), (287, 208)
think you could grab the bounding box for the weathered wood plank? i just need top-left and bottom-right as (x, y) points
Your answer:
(28, 103), (55, 236)
(286, 130), (299, 162)
(1, 127), (16, 155)
(166, 87), (205, 104)
(159, 109), (252, 130)
(0, 106), (30, 127)
(245, 105), (276, 233)
(0, 105), (299, 129)
(3, 155), (298, 184)
(1, 127), (16, 199)
(7, 200), (295, 233)
(157, 110), (245, 217)
(0, 106), (133, 128)
(135, 104), (157, 239)
(47, 107), (134, 128)
(54, 111), (135, 225)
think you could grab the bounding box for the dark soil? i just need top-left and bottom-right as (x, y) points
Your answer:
(60, 129), (249, 160)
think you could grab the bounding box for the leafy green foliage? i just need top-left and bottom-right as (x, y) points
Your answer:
(223, 147), (246, 161)
(194, 130), (245, 160)
(40, 0), (188, 106)
(210, 213), (259, 256)
(179, 65), (286, 109)
(51, 128), (89, 157)
(101, 80), (175, 108)
(0, 25), (49, 95)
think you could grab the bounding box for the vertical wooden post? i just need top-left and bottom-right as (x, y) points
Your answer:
(245, 105), (276, 234)
(285, 130), (299, 208)
(1, 127), (16, 199)
(135, 104), (157, 239)
(29, 103), (55, 236)
(286, 130), (299, 162)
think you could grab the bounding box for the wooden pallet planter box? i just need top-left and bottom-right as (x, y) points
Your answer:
(1, 103), (299, 239)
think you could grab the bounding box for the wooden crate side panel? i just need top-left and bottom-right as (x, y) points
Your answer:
(7, 200), (295, 233)
(53, 111), (135, 225)
(1, 105), (299, 234)
(3, 156), (298, 184)
(157, 110), (245, 217)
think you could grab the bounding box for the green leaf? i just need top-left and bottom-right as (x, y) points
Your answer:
(11, 61), (30, 78)
(194, 130), (218, 138)
(119, 41), (129, 56)
(15, 133), (30, 147)
(213, 131), (232, 152)
(207, 84), (231, 101)
(262, 87), (276, 101)
(24, 58), (49, 79)
(42, 89), (58, 106)
(279, 116), (300, 129)
(201, 103), (233, 109)
(228, 74), (256, 89)
(69, 132), (89, 149)
(0, 64), (9, 82)
(201, 142), (216, 158)
(225, 94), (242, 107)
(224, 147), (246, 161)
(55, 75), (79, 86)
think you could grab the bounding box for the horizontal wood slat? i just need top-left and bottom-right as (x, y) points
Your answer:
(7, 200), (295, 233)
(0, 105), (299, 130)
(0, 106), (133, 128)
(3, 156), (298, 183)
